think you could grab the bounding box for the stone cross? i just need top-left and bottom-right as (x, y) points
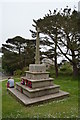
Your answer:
(35, 27), (40, 64)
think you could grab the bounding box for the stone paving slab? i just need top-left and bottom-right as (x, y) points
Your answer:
(8, 88), (69, 106)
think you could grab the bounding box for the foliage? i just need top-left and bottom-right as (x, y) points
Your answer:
(22, 66), (29, 76)
(31, 10), (61, 77)
(2, 36), (35, 75)
(60, 62), (73, 73)
(47, 65), (55, 78)
(13, 67), (28, 77)
(58, 9), (80, 77)
(14, 69), (22, 77)
(32, 7), (80, 77)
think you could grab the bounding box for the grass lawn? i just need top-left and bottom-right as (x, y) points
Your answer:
(2, 75), (79, 118)
(0, 80), (2, 119)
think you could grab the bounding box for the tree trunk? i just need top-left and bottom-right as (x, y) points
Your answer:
(72, 51), (78, 77)
(49, 29), (58, 77)
(72, 63), (78, 77)
(19, 47), (22, 69)
(54, 31), (58, 78)
(54, 54), (58, 77)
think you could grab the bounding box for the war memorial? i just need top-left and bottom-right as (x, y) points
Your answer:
(8, 27), (69, 106)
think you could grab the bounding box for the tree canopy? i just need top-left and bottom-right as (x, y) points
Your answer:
(2, 36), (36, 75)
(31, 7), (80, 77)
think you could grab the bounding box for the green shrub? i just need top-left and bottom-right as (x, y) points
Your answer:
(47, 65), (55, 78)
(60, 62), (73, 74)
(22, 66), (29, 76)
(13, 66), (29, 77)
(14, 69), (22, 77)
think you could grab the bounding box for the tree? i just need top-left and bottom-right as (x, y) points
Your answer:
(2, 36), (35, 75)
(31, 10), (63, 77)
(58, 8), (80, 77)
(32, 7), (80, 77)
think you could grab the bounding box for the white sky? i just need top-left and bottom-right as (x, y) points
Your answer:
(0, 0), (79, 45)
(0, 0), (80, 59)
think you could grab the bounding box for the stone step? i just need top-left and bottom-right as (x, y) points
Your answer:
(16, 82), (60, 98)
(21, 77), (54, 88)
(21, 77), (53, 82)
(8, 88), (69, 106)
(25, 71), (50, 74)
(25, 71), (49, 80)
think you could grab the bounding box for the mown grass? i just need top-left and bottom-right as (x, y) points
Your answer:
(0, 80), (2, 119)
(2, 74), (79, 119)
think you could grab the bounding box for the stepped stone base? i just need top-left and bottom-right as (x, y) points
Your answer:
(16, 82), (60, 98)
(25, 71), (49, 80)
(21, 77), (53, 88)
(8, 88), (69, 106)
(7, 64), (69, 106)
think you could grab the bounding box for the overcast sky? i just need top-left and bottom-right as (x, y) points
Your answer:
(0, 0), (80, 58)
(0, 0), (79, 46)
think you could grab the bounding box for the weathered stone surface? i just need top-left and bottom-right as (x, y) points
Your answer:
(21, 77), (54, 88)
(25, 71), (49, 80)
(7, 30), (70, 106)
(29, 64), (46, 72)
(32, 80), (53, 88)
(8, 88), (69, 106)
(21, 77), (53, 82)
(16, 82), (60, 98)
(8, 63), (69, 106)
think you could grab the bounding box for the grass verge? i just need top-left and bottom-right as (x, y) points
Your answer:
(2, 75), (79, 118)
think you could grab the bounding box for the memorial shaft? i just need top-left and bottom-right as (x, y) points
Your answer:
(35, 28), (40, 64)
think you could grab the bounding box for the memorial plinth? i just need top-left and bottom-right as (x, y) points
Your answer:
(8, 64), (69, 106)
